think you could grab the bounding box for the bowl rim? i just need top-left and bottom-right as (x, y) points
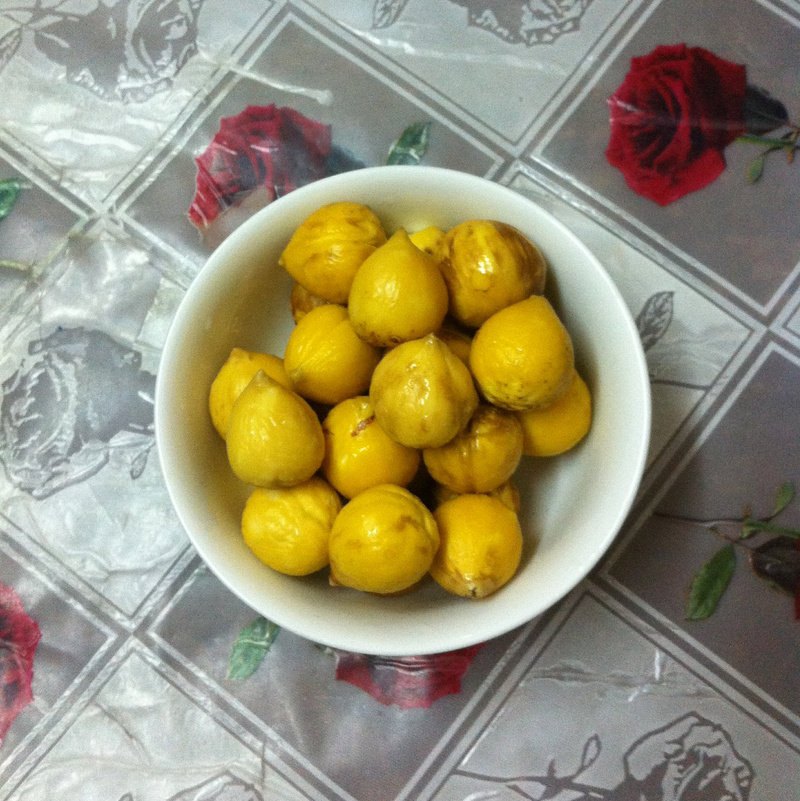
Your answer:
(155, 165), (652, 655)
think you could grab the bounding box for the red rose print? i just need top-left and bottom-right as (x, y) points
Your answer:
(189, 105), (333, 229)
(606, 44), (747, 205)
(334, 644), (484, 709)
(0, 583), (41, 744)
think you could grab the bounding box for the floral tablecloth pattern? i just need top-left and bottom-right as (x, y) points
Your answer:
(1, 1), (798, 799)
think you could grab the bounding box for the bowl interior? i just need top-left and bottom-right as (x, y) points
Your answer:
(155, 166), (651, 655)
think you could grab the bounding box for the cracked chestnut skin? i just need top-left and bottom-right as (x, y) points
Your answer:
(438, 219), (547, 328)
(369, 333), (479, 450)
(279, 201), (387, 304)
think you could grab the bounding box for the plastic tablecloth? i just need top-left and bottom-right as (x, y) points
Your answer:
(1, 2), (799, 799)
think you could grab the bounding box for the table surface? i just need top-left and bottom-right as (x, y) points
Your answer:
(1, 2), (799, 799)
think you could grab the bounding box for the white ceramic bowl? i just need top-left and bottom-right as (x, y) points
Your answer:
(155, 166), (651, 656)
